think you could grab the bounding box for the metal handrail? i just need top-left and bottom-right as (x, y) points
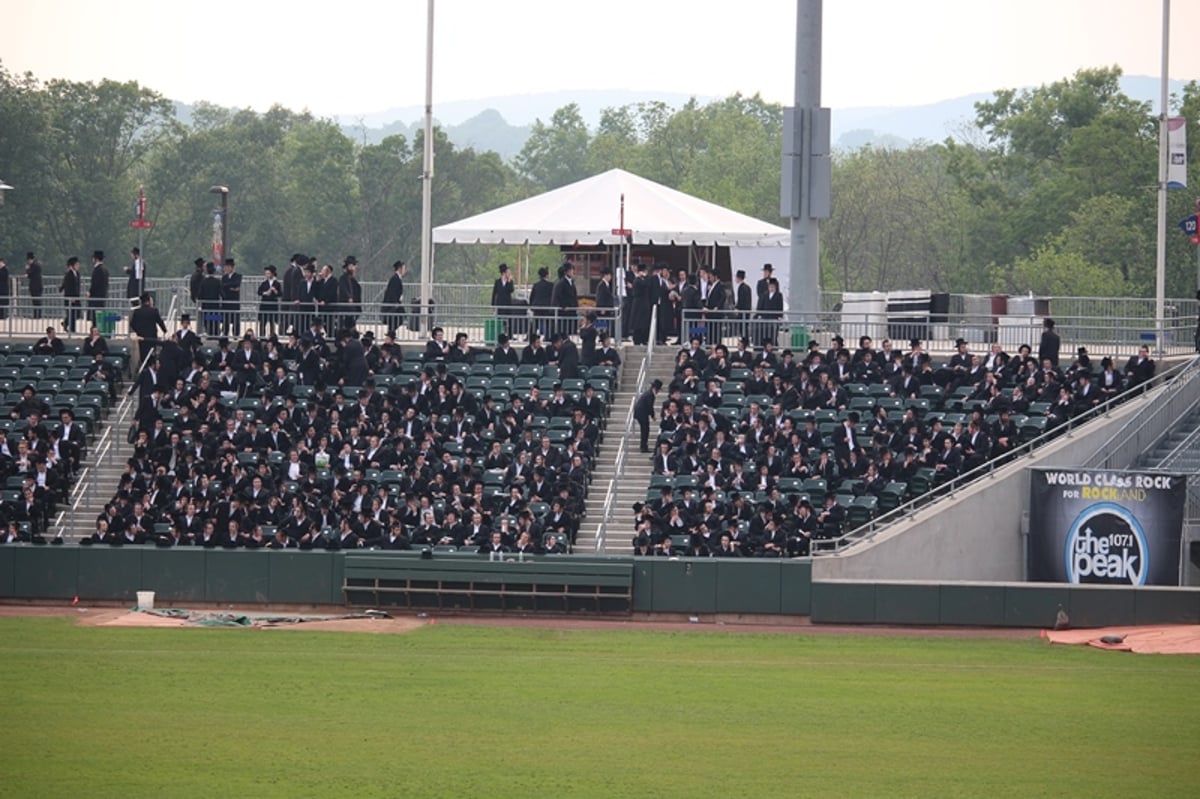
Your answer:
(595, 305), (656, 552)
(1084, 356), (1200, 471)
(812, 356), (1199, 554)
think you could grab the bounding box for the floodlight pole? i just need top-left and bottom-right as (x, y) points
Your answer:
(420, 0), (436, 333)
(1154, 0), (1169, 356)
(784, 0), (828, 322)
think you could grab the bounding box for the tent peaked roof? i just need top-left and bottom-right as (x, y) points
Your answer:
(433, 168), (789, 247)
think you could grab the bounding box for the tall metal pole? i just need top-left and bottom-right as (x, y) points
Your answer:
(1154, 0), (1170, 355)
(419, 0), (435, 332)
(788, 0), (823, 320)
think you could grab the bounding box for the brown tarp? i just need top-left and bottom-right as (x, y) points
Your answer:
(1044, 625), (1200, 655)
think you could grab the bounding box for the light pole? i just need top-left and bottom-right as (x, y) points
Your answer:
(209, 185), (229, 264)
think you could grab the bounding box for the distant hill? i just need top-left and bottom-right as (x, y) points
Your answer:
(830, 76), (1187, 150)
(173, 76), (1189, 161)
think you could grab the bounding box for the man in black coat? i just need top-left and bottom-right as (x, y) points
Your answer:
(87, 250), (108, 325)
(257, 265), (281, 337)
(551, 262), (578, 338)
(220, 258), (243, 335)
(25, 252), (44, 318)
(756, 276), (784, 346)
(755, 263), (774, 309)
(382, 260), (406, 334)
(130, 293), (167, 367)
(699, 266), (727, 344)
(594, 266), (615, 325)
(189, 257), (206, 307)
(551, 332), (579, 380)
(337, 257), (362, 332)
(199, 263), (223, 336)
(528, 267), (554, 338)
(340, 330), (369, 386)
(733, 269), (752, 341)
(61, 257), (83, 332)
(630, 264), (652, 346)
(1038, 318), (1061, 368)
(491, 262), (515, 321)
(281, 254), (307, 334)
(634, 379), (662, 453)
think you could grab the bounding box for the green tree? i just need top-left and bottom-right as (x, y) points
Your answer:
(513, 103), (590, 190)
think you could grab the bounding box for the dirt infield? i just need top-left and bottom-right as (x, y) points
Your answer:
(0, 602), (1039, 638)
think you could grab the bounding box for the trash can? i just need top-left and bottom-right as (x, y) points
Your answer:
(484, 318), (505, 346)
(98, 311), (120, 336)
(790, 325), (809, 350)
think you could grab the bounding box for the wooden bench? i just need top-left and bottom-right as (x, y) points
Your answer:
(342, 553), (634, 614)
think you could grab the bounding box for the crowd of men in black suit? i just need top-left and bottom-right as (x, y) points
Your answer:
(631, 323), (1157, 558)
(86, 299), (612, 553)
(0, 328), (104, 542)
(622, 262), (784, 347)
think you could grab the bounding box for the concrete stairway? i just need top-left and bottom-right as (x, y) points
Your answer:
(582, 348), (678, 554)
(1136, 407), (1200, 472)
(55, 396), (133, 542)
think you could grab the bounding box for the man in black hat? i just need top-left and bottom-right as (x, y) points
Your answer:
(125, 246), (146, 299)
(528, 266), (554, 338)
(130, 292), (167, 367)
(281, 254), (306, 334)
(594, 265), (615, 325)
(24, 252), (43, 318)
(220, 257), (242, 335)
(337, 256), (362, 332)
(755, 264), (774, 308)
(86, 250), (108, 325)
(756, 275), (783, 345)
(634, 378), (662, 452)
(199, 261), (223, 336)
(630, 262), (652, 345)
(383, 260), (406, 334)
(61, 256), (82, 332)
(189, 257), (206, 306)
(174, 313), (201, 355)
(733, 269), (752, 339)
(1038, 317), (1060, 368)
(491, 262), (515, 321)
(257, 264), (281, 337)
(551, 261), (578, 338)
(551, 331), (579, 380)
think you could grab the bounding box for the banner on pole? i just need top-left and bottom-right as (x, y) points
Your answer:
(1167, 116), (1187, 189)
(1028, 468), (1185, 585)
(211, 209), (225, 263)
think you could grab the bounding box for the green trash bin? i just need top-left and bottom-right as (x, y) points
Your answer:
(790, 325), (808, 350)
(484, 318), (505, 346)
(98, 311), (120, 336)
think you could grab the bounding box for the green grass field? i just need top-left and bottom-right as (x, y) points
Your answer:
(0, 618), (1195, 798)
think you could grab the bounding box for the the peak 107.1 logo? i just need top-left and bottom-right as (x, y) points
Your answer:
(1064, 503), (1148, 585)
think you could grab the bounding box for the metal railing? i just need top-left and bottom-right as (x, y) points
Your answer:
(813, 356), (1199, 554)
(52, 294), (180, 541)
(679, 306), (1197, 359)
(595, 305), (656, 552)
(1083, 356), (1200, 471)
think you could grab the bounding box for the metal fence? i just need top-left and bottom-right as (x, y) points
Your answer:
(678, 307), (1197, 359)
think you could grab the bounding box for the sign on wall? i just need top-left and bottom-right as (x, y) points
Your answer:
(1028, 468), (1185, 586)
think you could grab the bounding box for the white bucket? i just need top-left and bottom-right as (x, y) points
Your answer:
(136, 591), (155, 610)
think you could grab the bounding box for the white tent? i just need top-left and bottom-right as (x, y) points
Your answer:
(432, 168), (790, 247)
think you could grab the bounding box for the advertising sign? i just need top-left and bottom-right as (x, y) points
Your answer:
(1028, 468), (1185, 586)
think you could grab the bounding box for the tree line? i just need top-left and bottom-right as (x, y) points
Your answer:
(0, 62), (1197, 297)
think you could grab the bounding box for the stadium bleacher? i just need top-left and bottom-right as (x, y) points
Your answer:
(632, 334), (1139, 557)
(87, 329), (615, 553)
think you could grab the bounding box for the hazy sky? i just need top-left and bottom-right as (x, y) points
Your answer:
(2, 0), (1197, 116)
